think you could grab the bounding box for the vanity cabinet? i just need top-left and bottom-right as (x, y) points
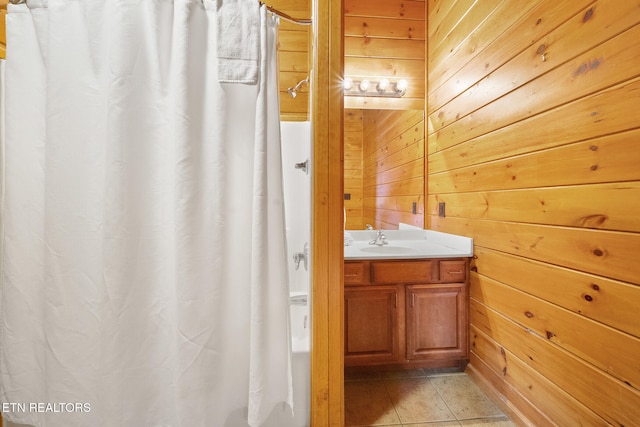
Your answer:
(406, 283), (467, 361)
(344, 285), (402, 364)
(344, 259), (469, 369)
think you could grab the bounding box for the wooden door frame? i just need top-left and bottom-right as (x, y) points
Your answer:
(310, 0), (344, 425)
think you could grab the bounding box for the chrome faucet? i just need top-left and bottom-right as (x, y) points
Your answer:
(365, 224), (374, 230)
(369, 229), (388, 246)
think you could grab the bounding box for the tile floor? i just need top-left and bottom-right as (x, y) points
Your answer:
(344, 369), (516, 427)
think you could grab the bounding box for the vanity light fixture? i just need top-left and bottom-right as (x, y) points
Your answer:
(343, 77), (408, 97)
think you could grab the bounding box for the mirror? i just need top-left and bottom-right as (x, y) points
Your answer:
(344, 108), (425, 230)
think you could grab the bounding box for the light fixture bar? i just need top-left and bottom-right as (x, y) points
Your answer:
(343, 78), (408, 97)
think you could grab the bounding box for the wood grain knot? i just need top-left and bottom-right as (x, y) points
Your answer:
(580, 214), (608, 228)
(593, 248), (605, 257)
(584, 294), (593, 302)
(583, 7), (594, 23)
(591, 284), (600, 291)
(574, 63), (588, 76)
(524, 311), (534, 318)
(546, 331), (556, 339)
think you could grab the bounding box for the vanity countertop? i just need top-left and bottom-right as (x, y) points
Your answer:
(343, 229), (473, 260)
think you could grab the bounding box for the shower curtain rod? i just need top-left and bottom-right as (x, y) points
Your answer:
(260, 2), (312, 26)
(7, 0), (312, 26)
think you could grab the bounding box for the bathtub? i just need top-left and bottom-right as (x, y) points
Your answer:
(262, 293), (310, 427)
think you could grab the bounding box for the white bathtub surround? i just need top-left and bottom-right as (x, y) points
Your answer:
(280, 122), (311, 295)
(1, 3), (291, 427)
(344, 229), (474, 260)
(277, 122), (311, 427)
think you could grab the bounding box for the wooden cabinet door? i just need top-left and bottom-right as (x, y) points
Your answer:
(344, 286), (402, 366)
(406, 283), (468, 360)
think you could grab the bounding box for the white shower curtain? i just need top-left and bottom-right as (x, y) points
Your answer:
(0, 1), (292, 427)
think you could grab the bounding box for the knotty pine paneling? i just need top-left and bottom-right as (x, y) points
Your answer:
(272, 0), (311, 121)
(344, 109), (364, 229)
(427, 0), (640, 425)
(428, 0), (595, 114)
(473, 273), (640, 391)
(344, 0), (426, 111)
(0, 0), (6, 60)
(428, 183), (640, 232)
(362, 109), (424, 229)
(469, 329), (607, 426)
(471, 297), (640, 426)
(429, 79), (640, 173)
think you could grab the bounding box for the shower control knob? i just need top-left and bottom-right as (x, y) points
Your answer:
(294, 159), (309, 174)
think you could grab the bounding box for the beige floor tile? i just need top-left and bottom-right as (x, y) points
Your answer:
(344, 380), (401, 426)
(345, 369), (428, 382)
(429, 375), (504, 420)
(344, 370), (386, 382)
(379, 369), (427, 380)
(384, 378), (456, 424)
(400, 422), (461, 427)
(459, 416), (516, 426)
(423, 367), (467, 377)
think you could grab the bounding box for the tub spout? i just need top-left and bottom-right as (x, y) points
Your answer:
(290, 294), (308, 305)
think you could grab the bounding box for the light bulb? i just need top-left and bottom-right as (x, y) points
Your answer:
(377, 79), (389, 92)
(359, 79), (370, 92)
(396, 79), (408, 93)
(343, 77), (353, 91)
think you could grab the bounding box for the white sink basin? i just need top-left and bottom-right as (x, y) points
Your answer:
(360, 246), (418, 255)
(343, 230), (473, 260)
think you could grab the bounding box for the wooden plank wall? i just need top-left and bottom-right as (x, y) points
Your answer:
(0, 0), (8, 59)
(426, 0), (640, 425)
(273, 0), (311, 121)
(363, 109), (424, 229)
(344, 109), (364, 229)
(344, 0), (425, 111)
